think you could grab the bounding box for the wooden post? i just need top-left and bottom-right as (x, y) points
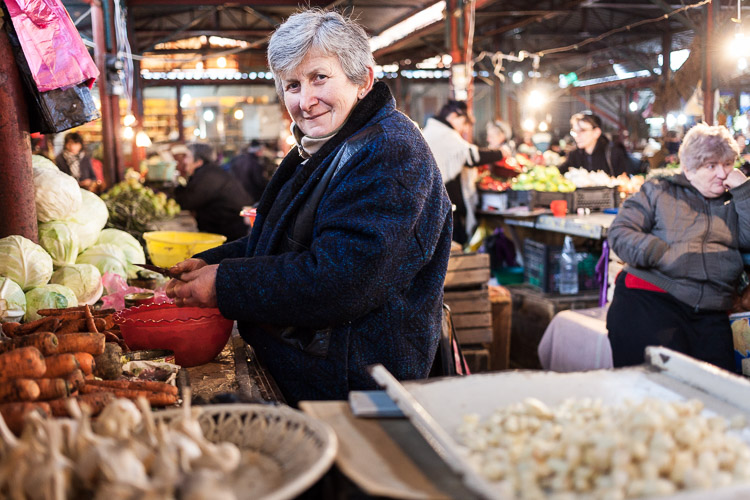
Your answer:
(0, 28), (38, 241)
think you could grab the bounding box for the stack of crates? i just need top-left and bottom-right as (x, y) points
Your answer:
(443, 253), (492, 372)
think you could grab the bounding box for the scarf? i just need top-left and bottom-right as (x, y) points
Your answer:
(62, 150), (82, 179)
(254, 81), (393, 252)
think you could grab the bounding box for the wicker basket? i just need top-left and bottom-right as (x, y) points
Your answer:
(155, 404), (338, 500)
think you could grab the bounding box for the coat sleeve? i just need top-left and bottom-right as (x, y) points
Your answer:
(608, 181), (670, 268)
(193, 235), (250, 263)
(213, 133), (447, 328)
(730, 179), (750, 249)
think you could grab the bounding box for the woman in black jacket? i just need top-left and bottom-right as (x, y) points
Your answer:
(173, 142), (252, 241)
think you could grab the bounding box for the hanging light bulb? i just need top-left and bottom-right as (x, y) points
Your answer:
(135, 131), (152, 147)
(234, 109), (244, 120)
(629, 101), (638, 112)
(217, 57), (227, 68)
(203, 109), (215, 122)
(123, 114), (136, 127)
(122, 126), (135, 140)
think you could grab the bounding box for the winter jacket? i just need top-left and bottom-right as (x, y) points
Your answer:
(608, 173), (750, 311)
(194, 82), (453, 404)
(55, 153), (97, 181)
(174, 162), (253, 242)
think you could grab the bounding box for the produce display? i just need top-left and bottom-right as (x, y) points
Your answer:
(511, 166), (576, 193)
(459, 397), (750, 499)
(563, 167), (617, 188)
(0, 395), (265, 498)
(102, 170), (180, 239)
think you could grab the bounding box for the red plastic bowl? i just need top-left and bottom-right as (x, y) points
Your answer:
(113, 302), (233, 367)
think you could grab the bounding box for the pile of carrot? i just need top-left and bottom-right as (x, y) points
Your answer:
(0, 305), (177, 433)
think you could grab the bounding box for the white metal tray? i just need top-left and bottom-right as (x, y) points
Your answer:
(369, 347), (750, 500)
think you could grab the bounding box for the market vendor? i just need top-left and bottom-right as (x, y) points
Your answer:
(165, 9), (452, 405)
(607, 123), (750, 371)
(173, 142), (252, 241)
(559, 111), (629, 176)
(422, 101), (504, 245)
(55, 132), (100, 192)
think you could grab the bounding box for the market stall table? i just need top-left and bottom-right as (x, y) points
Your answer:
(537, 306), (613, 371)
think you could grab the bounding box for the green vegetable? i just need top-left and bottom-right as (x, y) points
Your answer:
(76, 244), (129, 280)
(65, 189), (109, 251)
(33, 168), (82, 222)
(0, 277), (26, 323)
(49, 264), (103, 306)
(25, 284), (78, 322)
(101, 174), (180, 239)
(31, 155), (58, 172)
(0, 235), (53, 291)
(96, 228), (146, 278)
(38, 221), (80, 268)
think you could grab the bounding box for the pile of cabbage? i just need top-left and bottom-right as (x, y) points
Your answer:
(0, 156), (148, 322)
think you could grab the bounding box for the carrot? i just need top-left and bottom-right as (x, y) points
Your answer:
(0, 401), (50, 434)
(71, 353), (95, 376)
(0, 379), (40, 403)
(146, 392), (178, 407)
(38, 306), (87, 316)
(82, 305), (97, 333)
(42, 353), (79, 378)
(48, 393), (112, 417)
(87, 378), (178, 396)
(1, 322), (20, 338)
(0, 347), (47, 380)
(0, 332), (59, 356)
(34, 378), (70, 400)
(16, 317), (59, 336)
(80, 384), (149, 399)
(56, 333), (105, 356)
(100, 315), (115, 330)
(66, 369), (85, 393)
(102, 331), (120, 344)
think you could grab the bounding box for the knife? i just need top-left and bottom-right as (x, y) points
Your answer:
(134, 263), (186, 282)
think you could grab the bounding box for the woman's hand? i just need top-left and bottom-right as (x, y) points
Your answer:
(168, 258), (207, 278)
(724, 169), (748, 190)
(165, 264), (219, 308)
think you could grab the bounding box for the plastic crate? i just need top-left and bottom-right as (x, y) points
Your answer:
(572, 187), (617, 211)
(507, 190), (573, 209)
(523, 239), (599, 294)
(478, 189), (508, 211)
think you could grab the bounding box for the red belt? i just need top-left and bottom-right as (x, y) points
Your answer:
(624, 272), (666, 293)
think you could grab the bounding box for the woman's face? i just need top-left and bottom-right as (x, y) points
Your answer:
(65, 142), (83, 154)
(684, 159), (735, 198)
(570, 119), (601, 151)
(280, 51), (371, 137)
(486, 124), (506, 147)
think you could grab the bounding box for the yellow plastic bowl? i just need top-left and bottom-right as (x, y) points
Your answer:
(142, 231), (226, 268)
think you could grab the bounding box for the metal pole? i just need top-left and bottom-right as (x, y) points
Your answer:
(0, 28), (38, 241)
(89, 0), (118, 185)
(703, 2), (714, 125)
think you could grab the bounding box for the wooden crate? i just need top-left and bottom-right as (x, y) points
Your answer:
(489, 285), (512, 371)
(462, 346), (490, 373)
(508, 285), (600, 369)
(444, 253), (491, 289)
(444, 288), (493, 345)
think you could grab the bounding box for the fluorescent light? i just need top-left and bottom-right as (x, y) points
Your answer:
(369, 2), (445, 53)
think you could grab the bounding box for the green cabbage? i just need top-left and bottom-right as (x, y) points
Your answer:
(32, 155), (58, 172)
(76, 244), (129, 280)
(50, 264), (102, 306)
(65, 189), (109, 251)
(25, 284), (78, 322)
(0, 277), (25, 323)
(96, 228), (145, 266)
(33, 168), (82, 222)
(38, 221), (80, 268)
(0, 235), (53, 291)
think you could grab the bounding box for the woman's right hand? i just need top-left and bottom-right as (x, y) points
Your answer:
(165, 258), (207, 297)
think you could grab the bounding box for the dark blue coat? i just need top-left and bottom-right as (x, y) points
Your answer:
(195, 82), (452, 404)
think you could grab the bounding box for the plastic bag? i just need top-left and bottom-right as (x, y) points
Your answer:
(2, 0), (98, 92)
(100, 272), (171, 311)
(1, 4), (100, 133)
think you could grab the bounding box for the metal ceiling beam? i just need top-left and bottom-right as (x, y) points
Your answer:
(648, 0), (697, 31)
(479, 0), (591, 38)
(241, 6), (277, 28)
(136, 29), (269, 38)
(143, 6), (220, 52)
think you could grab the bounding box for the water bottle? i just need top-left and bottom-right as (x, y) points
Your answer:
(559, 236), (579, 295)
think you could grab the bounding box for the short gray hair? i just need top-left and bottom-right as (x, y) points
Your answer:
(679, 123), (739, 172)
(186, 142), (216, 165)
(267, 9), (374, 102)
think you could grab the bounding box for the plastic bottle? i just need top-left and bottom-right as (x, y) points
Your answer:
(559, 236), (579, 295)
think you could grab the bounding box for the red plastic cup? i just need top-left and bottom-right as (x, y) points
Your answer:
(240, 207), (257, 227)
(550, 200), (568, 218)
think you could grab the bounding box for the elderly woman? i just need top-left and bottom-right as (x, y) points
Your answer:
(607, 123), (750, 370)
(165, 9), (452, 404)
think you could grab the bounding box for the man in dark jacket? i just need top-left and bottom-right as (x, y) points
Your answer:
(173, 142), (252, 241)
(559, 111), (629, 176)
(222, 140), (276, 203)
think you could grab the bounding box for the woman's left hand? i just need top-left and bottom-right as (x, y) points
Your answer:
(724, 169), (748, 190)
(167, 264), (219, 308)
